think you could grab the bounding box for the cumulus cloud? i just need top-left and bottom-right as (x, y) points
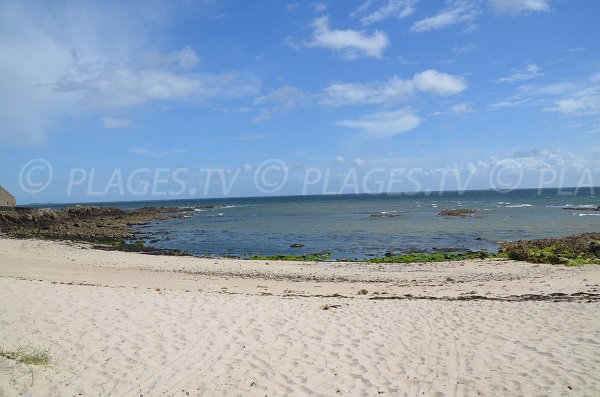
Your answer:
(172, 47), (201, 69)
(304, 16), (389, 59)
(411, 0), (478, 32)
(321, 70), (466, 106)
(497, 64), (542, 83)
(0, 2), (259, 145)
(336, 108), (421, 138)
(351, 0), (416, 25)
(413, 70), (468, 95)
(488, 0), (550, 15)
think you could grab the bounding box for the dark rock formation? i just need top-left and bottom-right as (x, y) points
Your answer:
(0, 206), (185, 242)
(439, 209), (479, 218)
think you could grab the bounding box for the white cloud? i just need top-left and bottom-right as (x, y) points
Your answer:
(351, 0), (416, 25)
(102, 117), (135, 129)
(57, 69), (203, 108)
(56, 69), (259, 109)
(253, 85), (310, 121)
(544, 86), (600, 116)
(336, 108), (421, 138)
(335, 155), (346, 163)
(283, 36), (302, 50)
(254, 85), (310, 107)
(452, 43), (478, 54)
(488, 0), (550, 15)
(466, 148), (595, 175)
(321, 77), (415, 106)
(413, 70), (468, 95)
(141, 46), (202, 70)
(497, 64), (542, 83)
(173, 47), (201, 69)
(304, 16), (389, 59)
(411, 0), (478, 32)
(353, 158), (367, 166)
(0, 2), (259, 145)
(450, 102), (474, 114)
(321, 70), (466, 106)
(310, 2), (328, 12)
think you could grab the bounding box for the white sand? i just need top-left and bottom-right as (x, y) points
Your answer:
(1, 238), (600, 396)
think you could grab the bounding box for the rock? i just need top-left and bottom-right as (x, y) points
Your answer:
(0, 206), (186, 244)
(289, 243), (304, 248)
(370, 211), (401, 218)
(439, 209), (479, 218)
(357, 289), (368, 295)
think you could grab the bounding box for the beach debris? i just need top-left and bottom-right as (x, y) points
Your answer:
(358, 289), (368, 295)
(321, 304), (342, 310)
(439, 209), (479, 218)
(154, 287), (161, 291)
(290, 243), (304, 248)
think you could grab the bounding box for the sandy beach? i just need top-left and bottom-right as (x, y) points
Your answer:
(1, 238), (600, 396)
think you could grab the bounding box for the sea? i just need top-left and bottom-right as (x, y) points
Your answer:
(35, 188), (600, 259)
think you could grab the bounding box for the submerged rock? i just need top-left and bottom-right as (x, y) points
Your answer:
(439, 209), (479, 218)
(370, 211), (401, 218)
(289, 243), (304, 248)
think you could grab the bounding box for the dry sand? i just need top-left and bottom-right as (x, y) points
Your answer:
(1, 238), (600, 396)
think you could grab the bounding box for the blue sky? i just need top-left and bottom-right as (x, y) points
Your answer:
(1, 0), (600, 203)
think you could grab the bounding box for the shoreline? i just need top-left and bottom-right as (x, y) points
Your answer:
(2, 237), (600, 395)
(2, 204), (600, 265)
(2, 237), (599, 300)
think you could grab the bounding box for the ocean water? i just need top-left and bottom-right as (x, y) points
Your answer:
(49, 188), (599, 259)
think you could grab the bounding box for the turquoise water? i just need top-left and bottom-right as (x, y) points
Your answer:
(35, 189), (600, 259)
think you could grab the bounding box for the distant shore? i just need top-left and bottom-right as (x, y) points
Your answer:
(1, 237), (600, 396)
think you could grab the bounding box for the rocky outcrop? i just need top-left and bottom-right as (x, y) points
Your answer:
(562, 205), (600, 211)
(0, 206), (185, 242)
(439, 209), (479, 218)
(500, 233), (600, 264)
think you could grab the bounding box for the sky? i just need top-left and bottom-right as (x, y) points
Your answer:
(1, 0), (600, 203)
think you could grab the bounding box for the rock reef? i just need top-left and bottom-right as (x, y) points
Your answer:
(0, 206), (185, 242)
(438, 209), (479, 218)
